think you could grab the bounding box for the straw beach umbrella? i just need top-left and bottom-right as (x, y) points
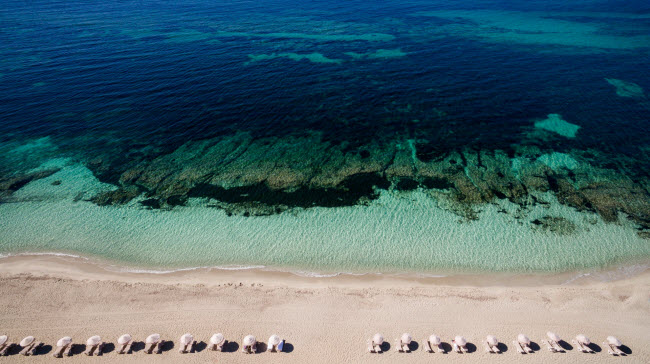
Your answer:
(57, 337), (72, 347)
(372, 333), (384, 346)
(145, 334), (160, 344)
(117, 334), (131, 345)
(607, 336), (621, 347)
(268, 335), (281, 347)
(576, 334), (590, 345)
(86, 336), (101, 346)
(180, 334), (193, 345)
(547, 332), (561, 342)
(243, 335), (256, 347)
(20, 336), (34, 347)
(487, 335), (498, 346)
(401, 333), (412, 344)
(429, 334), (441, 345)
(210, 333), (225, 346)
(454, 335), (467, 346)
(517, 334), (530, 344)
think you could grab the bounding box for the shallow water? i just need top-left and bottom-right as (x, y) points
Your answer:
(0, 0), (649, 274)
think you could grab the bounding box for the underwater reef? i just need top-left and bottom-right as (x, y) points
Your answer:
(50, 128), (648, 239)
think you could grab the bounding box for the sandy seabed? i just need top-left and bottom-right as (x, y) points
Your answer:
(0, 255), (648, 363)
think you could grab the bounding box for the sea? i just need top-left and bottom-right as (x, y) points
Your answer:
(1, 0), (649, 276)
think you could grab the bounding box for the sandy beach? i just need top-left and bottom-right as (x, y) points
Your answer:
(0, 255), (648, 363)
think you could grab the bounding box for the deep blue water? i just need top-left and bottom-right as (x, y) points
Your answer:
(1, 0), (649, 151)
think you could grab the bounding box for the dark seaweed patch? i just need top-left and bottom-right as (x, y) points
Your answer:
(546, 174), (560, 192)
(187, 172), (390, 209)
(140, 198), (161, 209)
(421, 176), (453, 190)
(395, 178), (419, 191)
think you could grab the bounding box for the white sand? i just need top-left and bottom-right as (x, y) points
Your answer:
(0, 255), (647, 363)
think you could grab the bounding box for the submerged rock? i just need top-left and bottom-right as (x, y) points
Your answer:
(605, 78), (645, 98)
(0, 168), (60, 201)
(531, 216), (577, 235)
(90, 185), (141, 206)
(534, 114), (580, 138)
(78, 129), (650, 233)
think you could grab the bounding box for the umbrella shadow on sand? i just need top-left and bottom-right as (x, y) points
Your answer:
(193, 341), (207, 353)
(558, 340), (573, 351)
(101, 342), (115, 354)
(281, 342), (294, 353)
(221, 340), (239, 353)
(159, 340), (174, 352)
(377, 341), (391, 353)
(129, 341), (145, 353)
(70, 344), (86, 356)
(255, 342), (268, 353)
(33, 344), (52, 356)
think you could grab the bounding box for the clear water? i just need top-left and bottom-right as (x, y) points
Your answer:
(1, 0), (649, 274)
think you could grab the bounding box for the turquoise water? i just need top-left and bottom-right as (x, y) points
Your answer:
(0, 158), (648, 274)
(1, 0), (649, 274)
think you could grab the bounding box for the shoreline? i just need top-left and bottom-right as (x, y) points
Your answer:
(1, 253), (648, 288)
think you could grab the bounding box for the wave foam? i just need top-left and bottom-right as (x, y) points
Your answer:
(0, 251), (86, 260)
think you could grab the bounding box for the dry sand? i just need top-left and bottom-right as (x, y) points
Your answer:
(0, 255), (648, 363)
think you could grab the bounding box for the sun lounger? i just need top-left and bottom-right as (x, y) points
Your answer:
(125, 339), (133, 354)
(53, 337), (72, 358)
(84, 336), (102, 356)
(572, 339), (586, 352)
(267, 335), (282, 352)
(486, 335), (500, 353)
(395, 333), (411, 353)
(156, 340), (165, 354)
(517, 334), (533, 353)
(209, 333), (226, 352)
(452, 341), (461, 353)
(454, 336), (468, 353)
(425, 339), (434, 353)
(429, 334), (444, 353)
(483, 335), (501, 354)
(28, 342), (42, 355)
(373, 333), (383, 353)
(542, 340), (556, 353)
(179, 333), (194, 354)
(575, 335), (593, 353)
(546, 332), (564, 352)
(606, 336), (625, 355)
(144, 334), (161, 354)
(19, 336), (35, 356)
(0, 336), (13, 356)
(550, 341), (564, 353)
(63, 343), (73, 357)
(424, 335), (443, 353)
(117, 334), (132, 354)
(483, 342), (492, 353)
(0, 336), (7, 353)
(513, 340), (524, 354)
(368, 334), (383, 353)
(242, 335), (256, 354)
